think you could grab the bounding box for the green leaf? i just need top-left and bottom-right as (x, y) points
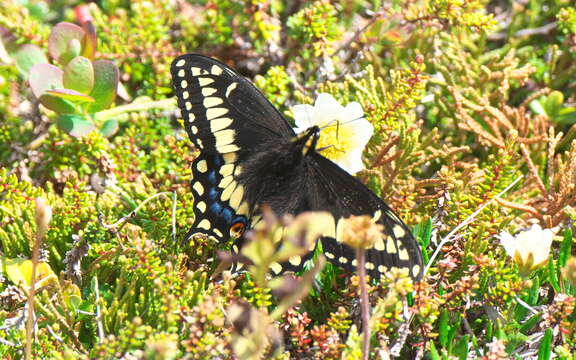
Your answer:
(99, 118), (119, 138)
(63, 56), (94, 94)
(57, 114), (96, 137)
(2, 257), (58, 289)
(46, 89), (95, 103)
(29, 63), (63, 98)
(547, 257), (560, 293)
(537, 328), (553, 360)
(39, 93), (76, 114)
(453, 335), (469, 360)
(48, 22), (85, 65)
(558, 228), (572, 269)
(62, 282), (82, 311)
(529, 99), (546, 115)
(13, 44), (48, 77)
(544, 91), (564, 117)
(428, 341), (440, 360)
(439, 309), (449, 348)
(87, 60), (119, 113)
(520, 313), (540, 334)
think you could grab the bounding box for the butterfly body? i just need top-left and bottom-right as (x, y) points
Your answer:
(171, 54), (423, 280)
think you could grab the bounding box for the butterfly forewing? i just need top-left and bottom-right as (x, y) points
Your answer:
(171, 53), (423, 280)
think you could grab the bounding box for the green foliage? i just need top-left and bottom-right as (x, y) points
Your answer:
(1, 0), (576, 359)
(558, 7), (576, 35)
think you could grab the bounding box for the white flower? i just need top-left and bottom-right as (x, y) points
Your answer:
(292, 93), (373, 175)
(499, 224), (554, 275)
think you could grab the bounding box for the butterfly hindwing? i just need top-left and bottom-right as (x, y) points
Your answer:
(306, 153), (423, 280)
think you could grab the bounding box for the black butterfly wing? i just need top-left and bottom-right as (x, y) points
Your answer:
(304, 153), (423, 280)
(171, 54), (294, 243)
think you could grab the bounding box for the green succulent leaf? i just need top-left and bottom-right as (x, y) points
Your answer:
(100, 118), (119, 138)
(14, 44), (48, 77)
(57, 114), (96, 137)
(63, 56), (95, 94)
(48, 22), (85, 66)
(46, 88), (95, 103)
(87, 60), (119, 113)
(29, 63), (63, 98)
(39, 93), (76, 114)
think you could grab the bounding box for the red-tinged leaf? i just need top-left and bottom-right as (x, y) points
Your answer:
(57, 114), (96, 137)
(48, 22), (85, 65)
(46, 88), (95, 103)
(81, 21), (97, 60)
(39, 93), (76, 114)
(88, 60), (119, 113)
(75, 5), (97, 60)
(63, 56), (94, 94)
(14, 44), (48, 77)
(29, 63), (63, 98)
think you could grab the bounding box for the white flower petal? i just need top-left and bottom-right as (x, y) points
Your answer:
(499, 231), (516, 256)
(291, 93), (371, 174)
(343, 101), (364, 121)
(292, 104), (316, 132)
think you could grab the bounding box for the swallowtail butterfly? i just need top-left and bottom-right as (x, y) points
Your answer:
(171, 54), (423, 280)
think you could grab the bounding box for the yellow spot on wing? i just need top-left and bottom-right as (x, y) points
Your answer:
(206, 107), (229, 119)
(197, 201), (206, 213)
(175, 59), (185, 67)
(192, 182), (204, 196)
(196, 160), (208, 173)
(199, 77), (214, 86)
(219, 175), (234, 190)
(393, 225), (406, 238)
(219, 144), (240, 153)
(210, 117), (233, 132)
(226, 83), (237, 97)
(339, 257), (348, 264)
(374, 237), (385, 251)
(198, 219), (211, 230)
(229, 184), (244, 209)
(211, 65), (223, 75)
(399, 248), (409, 261)
(215, 129), (236, 147)
(270, 262), (282, 274)
(221, 183), (236, 201)
(289, 256), (301, 267)
(202, 87), (217, 97)
(223, 152), (237, 163)
(386, 236), (397, 254)
(219, 164), (234, 177)
(204, 96), (224, 108)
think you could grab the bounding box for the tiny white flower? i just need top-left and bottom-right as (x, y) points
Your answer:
(499, 224), (554, 275)
(292, 93), (373, 175)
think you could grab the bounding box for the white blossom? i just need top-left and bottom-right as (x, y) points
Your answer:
(292, 93), (373, 174)
(499, 224), (554, 275)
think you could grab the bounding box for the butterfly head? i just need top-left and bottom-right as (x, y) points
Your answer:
(292, 126), (320, 157)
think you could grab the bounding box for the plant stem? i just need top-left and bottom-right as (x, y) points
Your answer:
(25, 227), (43, 359)
(93, 98), (177, 121)
(357, 247), (370, 360)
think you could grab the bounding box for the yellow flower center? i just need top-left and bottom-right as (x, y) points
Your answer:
(317, 121), (356, 161)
